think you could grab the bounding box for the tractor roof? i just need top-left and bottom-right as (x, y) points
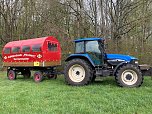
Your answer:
(74, 38), (104, 42)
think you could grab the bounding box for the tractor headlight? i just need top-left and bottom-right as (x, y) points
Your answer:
(131, 60), (138, 65)
(135, 60), (138, 64)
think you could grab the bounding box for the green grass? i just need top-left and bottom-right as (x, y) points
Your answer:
(0, 72), (152, 114)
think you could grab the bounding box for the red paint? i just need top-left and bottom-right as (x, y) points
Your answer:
(9, 72), (14, 80)
(35, 74), (40, 81)
(2, 36), (61, 65)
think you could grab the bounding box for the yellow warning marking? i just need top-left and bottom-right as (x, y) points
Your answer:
(34, 62), (40, 66)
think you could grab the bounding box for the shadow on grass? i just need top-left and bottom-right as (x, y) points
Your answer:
(11, 75), (65, 85)
(5, 75), (117, 86)
(92, 77), (117, 87)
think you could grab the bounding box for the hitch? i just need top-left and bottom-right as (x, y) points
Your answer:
(139, 64), (152, 79)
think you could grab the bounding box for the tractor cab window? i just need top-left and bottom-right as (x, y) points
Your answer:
(86, 40), (103, 65)
(48, 42), (57, 52)
(75, 41), (84, 53)
(86, 41), (101, 53)
(32, 44), (41, 52)
(22, 46), (30, 52)
(12, 47), (20, 53)
(4, 48), (11, 54)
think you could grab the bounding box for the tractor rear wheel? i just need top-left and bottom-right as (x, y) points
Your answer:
(64, 59), (93, 86)
(7, 70), (16, 80)
(115, 64), (143, 87)
(33, 71), (44, 82)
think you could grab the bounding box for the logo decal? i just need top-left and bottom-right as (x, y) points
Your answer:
(37, 54), (42, 58)
(4, 56), (7, 59)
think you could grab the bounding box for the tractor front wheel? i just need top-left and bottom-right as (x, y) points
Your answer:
(115, 64), (143, 87)
(64, 59), (93, 86)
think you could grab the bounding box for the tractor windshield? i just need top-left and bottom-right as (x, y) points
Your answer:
(86, 41), (101, 53)
(86, 40), (104, 65)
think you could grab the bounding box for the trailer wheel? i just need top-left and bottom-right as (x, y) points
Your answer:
(64, 59), (93, 86)
(47, 74), (57, 79)
(7, 70), (16, 80)
(33, 71), (44, 82)
(22, 70), (31, 79)
(115, 64), (143, 87)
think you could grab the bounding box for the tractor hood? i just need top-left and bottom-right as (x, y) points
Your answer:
(106, 54), (138, 62)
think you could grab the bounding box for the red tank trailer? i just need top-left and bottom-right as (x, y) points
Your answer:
(2, 36), (61, 82)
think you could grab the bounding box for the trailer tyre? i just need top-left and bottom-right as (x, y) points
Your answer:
(47, 74), (57, 79)
(115, 64), (143, 87)
(64, 59), (93, 86)
(33, 71), (44, 82)
(7, 70), (16, 80)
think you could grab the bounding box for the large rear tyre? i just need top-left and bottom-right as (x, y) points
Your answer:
(64, 59), (93, 86)
(115, 64), (143, 87)
(7, 70), (17, 80)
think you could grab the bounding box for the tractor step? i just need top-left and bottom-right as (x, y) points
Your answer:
(95, 68), (110, 76)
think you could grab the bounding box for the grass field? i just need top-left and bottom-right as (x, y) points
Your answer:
(0, 72), (152, 114)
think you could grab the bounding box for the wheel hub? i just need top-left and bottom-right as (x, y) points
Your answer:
(126, 74), (132, 80)
(121, 70), (138, 85)
(35, 74), (40, 81)
(68, 64), (85, 83)
(76, 71), (80, 75)
(9, 73), (13, 79)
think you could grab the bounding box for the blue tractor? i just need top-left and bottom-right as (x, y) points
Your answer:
(64, 38), (144, 87)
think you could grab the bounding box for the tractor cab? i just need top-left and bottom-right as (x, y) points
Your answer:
(66, 38), (105, 67)
(73, 38), (105, 66)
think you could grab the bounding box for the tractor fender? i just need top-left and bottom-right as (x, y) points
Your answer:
(113, 61), (129, 76)
(65, 54), (95, 67)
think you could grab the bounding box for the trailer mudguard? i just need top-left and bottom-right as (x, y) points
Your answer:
(65, 54), (95, 67)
